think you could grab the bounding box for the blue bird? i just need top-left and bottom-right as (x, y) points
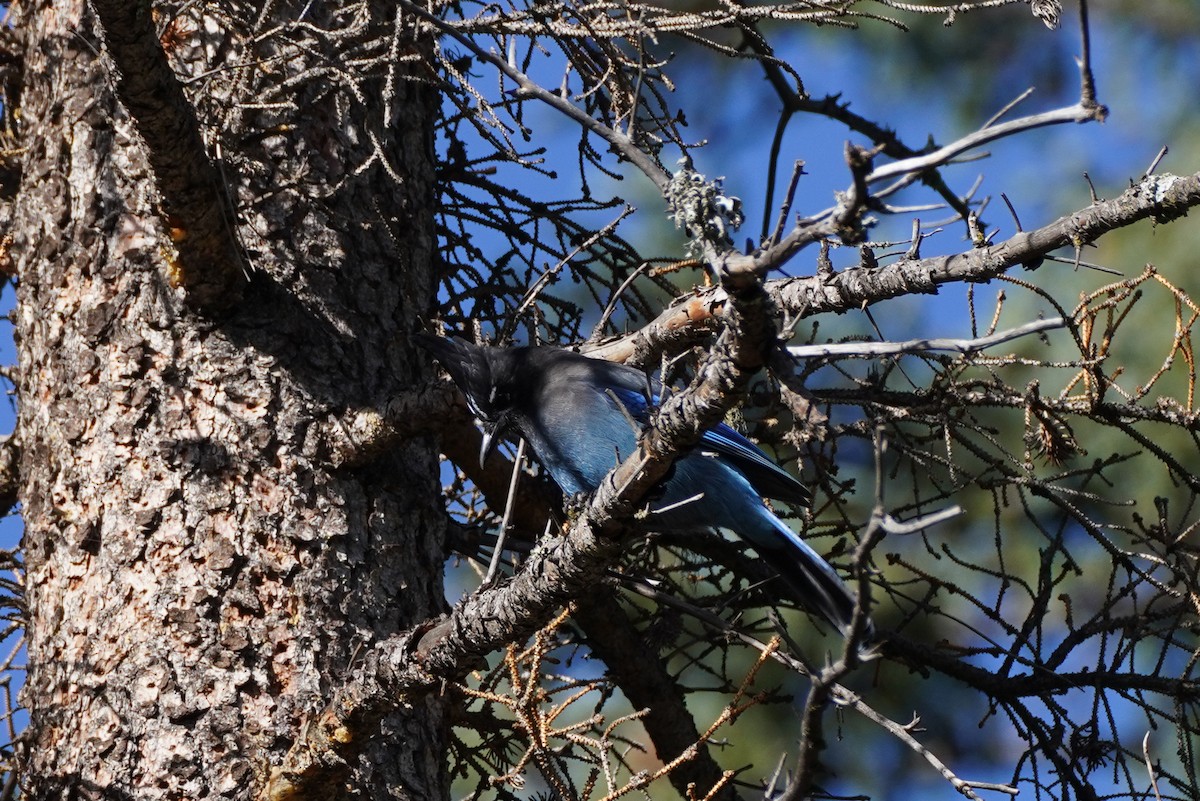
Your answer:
(417, 334), (869, 637)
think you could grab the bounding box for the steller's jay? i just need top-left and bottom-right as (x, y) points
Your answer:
(417, 334), (869, 637)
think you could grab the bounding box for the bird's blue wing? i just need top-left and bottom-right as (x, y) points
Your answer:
(605, 385), (810, 507)
(700, 423), (811, 507)
(605, 385), (653, 423)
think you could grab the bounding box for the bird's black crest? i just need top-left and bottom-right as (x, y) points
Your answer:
(414, 334), (500, 421)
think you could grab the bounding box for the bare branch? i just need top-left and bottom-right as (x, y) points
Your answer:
(778, 171), (1200, 313)
(880, 505), (965, 536)
(865, 101), (1105, 185)
(847, 696), (1019, 799)
(787, 317), (1064, 359)
(584, 170), (1200, 372)
(483, 437), (527, 587)
(870, 0), (1105, 188)
(399, 0), (671, 192)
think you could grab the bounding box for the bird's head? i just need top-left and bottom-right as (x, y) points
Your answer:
(414, 334), (520, 466)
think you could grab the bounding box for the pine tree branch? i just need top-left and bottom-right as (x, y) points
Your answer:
(586, 170), (1200, 367)
(772, 171), (1200, 314)
(573, 591), (741, 801)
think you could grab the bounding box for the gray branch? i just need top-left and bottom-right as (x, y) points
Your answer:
(866, 103), (1104, 185)
(586, 170), (1200, 368)
(787, 318), (1065, 360)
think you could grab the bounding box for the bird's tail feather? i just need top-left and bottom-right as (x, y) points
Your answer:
(754, 512), (874, 641)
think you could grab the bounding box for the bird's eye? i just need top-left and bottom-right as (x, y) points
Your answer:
(488, 386), (511, 411)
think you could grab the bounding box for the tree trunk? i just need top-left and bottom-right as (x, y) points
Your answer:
(11, 2), (445, 798)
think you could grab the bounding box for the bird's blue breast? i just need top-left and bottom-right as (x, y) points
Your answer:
(522, 382), (642, 496)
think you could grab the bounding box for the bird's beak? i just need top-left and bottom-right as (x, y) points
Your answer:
(479, 412), (512, 468)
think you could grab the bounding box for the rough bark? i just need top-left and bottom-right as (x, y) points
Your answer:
(12, 2), (444, 798)
(89, 0), (245, 310)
